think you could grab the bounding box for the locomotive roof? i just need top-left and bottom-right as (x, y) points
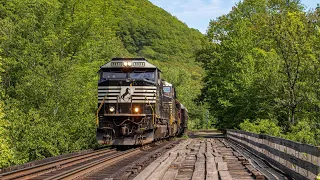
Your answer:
(180, 104), (188, 112)
(163, 81), (172, 86)
(100, 57), (160, 70)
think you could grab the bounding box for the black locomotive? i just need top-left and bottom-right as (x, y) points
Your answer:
(96, 58), (188, 145)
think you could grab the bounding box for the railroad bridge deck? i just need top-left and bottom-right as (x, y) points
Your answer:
(134, 131), (287, 180)
(1, 130), (319, 180)
(132, 130), (319, 180)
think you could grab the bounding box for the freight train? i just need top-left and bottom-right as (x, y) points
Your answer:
(96, 58), (188, 145)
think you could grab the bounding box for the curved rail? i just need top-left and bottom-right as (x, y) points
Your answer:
(0, 148), (115, 180)
(45, 148), (142, 180)
(225, 139), (288, 180)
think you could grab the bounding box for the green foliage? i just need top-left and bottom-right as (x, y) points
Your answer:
(112, 0), (203, 61)
(285, 119), (317, 145)
(0, 103), (15, 167)
(240, 118), (319, 145)
(181, 133), (189, 139)
(239, 119), (282, 137)
(198, 0), (320, 145)
(0, 54), (16, 167)
(0, 0), (205, 168)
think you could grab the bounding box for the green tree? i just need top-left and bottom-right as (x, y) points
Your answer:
(198, 0), (320, 145)
(0, 0), (207, 168)
(0, 53), (15, 167)
(239, 119), (282, 137)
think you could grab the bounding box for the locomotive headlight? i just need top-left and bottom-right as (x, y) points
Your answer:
(134, 107), (139, 113)
(123, 62), (128, 66)
(109, 106), (115, 112)
(127, 61), (132, 66)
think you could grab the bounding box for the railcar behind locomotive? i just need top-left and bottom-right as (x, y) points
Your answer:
(96, 58), (188, 145)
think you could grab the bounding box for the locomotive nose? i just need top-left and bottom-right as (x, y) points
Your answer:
(96, 128), (107, 145)
(96, 127), (114, 145)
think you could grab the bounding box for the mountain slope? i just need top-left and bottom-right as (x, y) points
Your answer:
(0, 0), (205, 167)
(111, 0), (203, 61)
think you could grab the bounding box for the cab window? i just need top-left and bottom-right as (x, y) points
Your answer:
(163, 86), (171, 97)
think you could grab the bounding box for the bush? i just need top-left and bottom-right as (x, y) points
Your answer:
(239, 119), (282, 137)
(285, 119), (316, 145)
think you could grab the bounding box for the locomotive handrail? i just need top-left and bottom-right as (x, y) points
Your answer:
(116, 95), (119, 114)
(96, 94), (107, 126)
(145, 96), (155, 126)
(176, 107), (181, 127)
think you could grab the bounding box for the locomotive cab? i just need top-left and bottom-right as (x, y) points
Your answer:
(96, 58), (187, 146)
(96, 58), (160, 145)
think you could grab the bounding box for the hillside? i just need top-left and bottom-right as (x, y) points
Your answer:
(197, 0), (320, 145)
(0, 0), (205, 167)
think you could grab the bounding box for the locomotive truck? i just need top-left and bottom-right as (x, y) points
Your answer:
(96, 58), (188, 145)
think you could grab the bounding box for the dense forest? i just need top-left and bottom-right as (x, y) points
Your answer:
(197, 0), (320, 145)
(1, 0), (319, 169)
(0, 0), (206, 168)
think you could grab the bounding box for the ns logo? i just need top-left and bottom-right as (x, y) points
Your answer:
(120, 87), (134, 102)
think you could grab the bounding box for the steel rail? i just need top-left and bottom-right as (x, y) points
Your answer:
(45, 148), (142, 180)
(225, 139), (288, 180)
(0, 148), (114, 180)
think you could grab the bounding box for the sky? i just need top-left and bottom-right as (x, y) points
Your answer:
(149, 0), (320, 34)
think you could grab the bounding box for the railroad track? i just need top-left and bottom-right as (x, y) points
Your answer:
(0, 148), (116, 180)
(36, 148), (142, 180)
(184, 131), (290, 180)
(2, 135), (287, 180)
(225, 138), (288, 180)
(0, 139), (180, 180)
(82, 139), (180, 180)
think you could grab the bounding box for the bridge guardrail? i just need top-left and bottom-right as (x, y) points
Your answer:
(226, 129), (320, 180)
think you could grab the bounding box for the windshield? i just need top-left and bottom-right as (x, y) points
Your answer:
(129, 72), (155, 80)
(100, 72), (127, 82)
(99, 70), (156, 83)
